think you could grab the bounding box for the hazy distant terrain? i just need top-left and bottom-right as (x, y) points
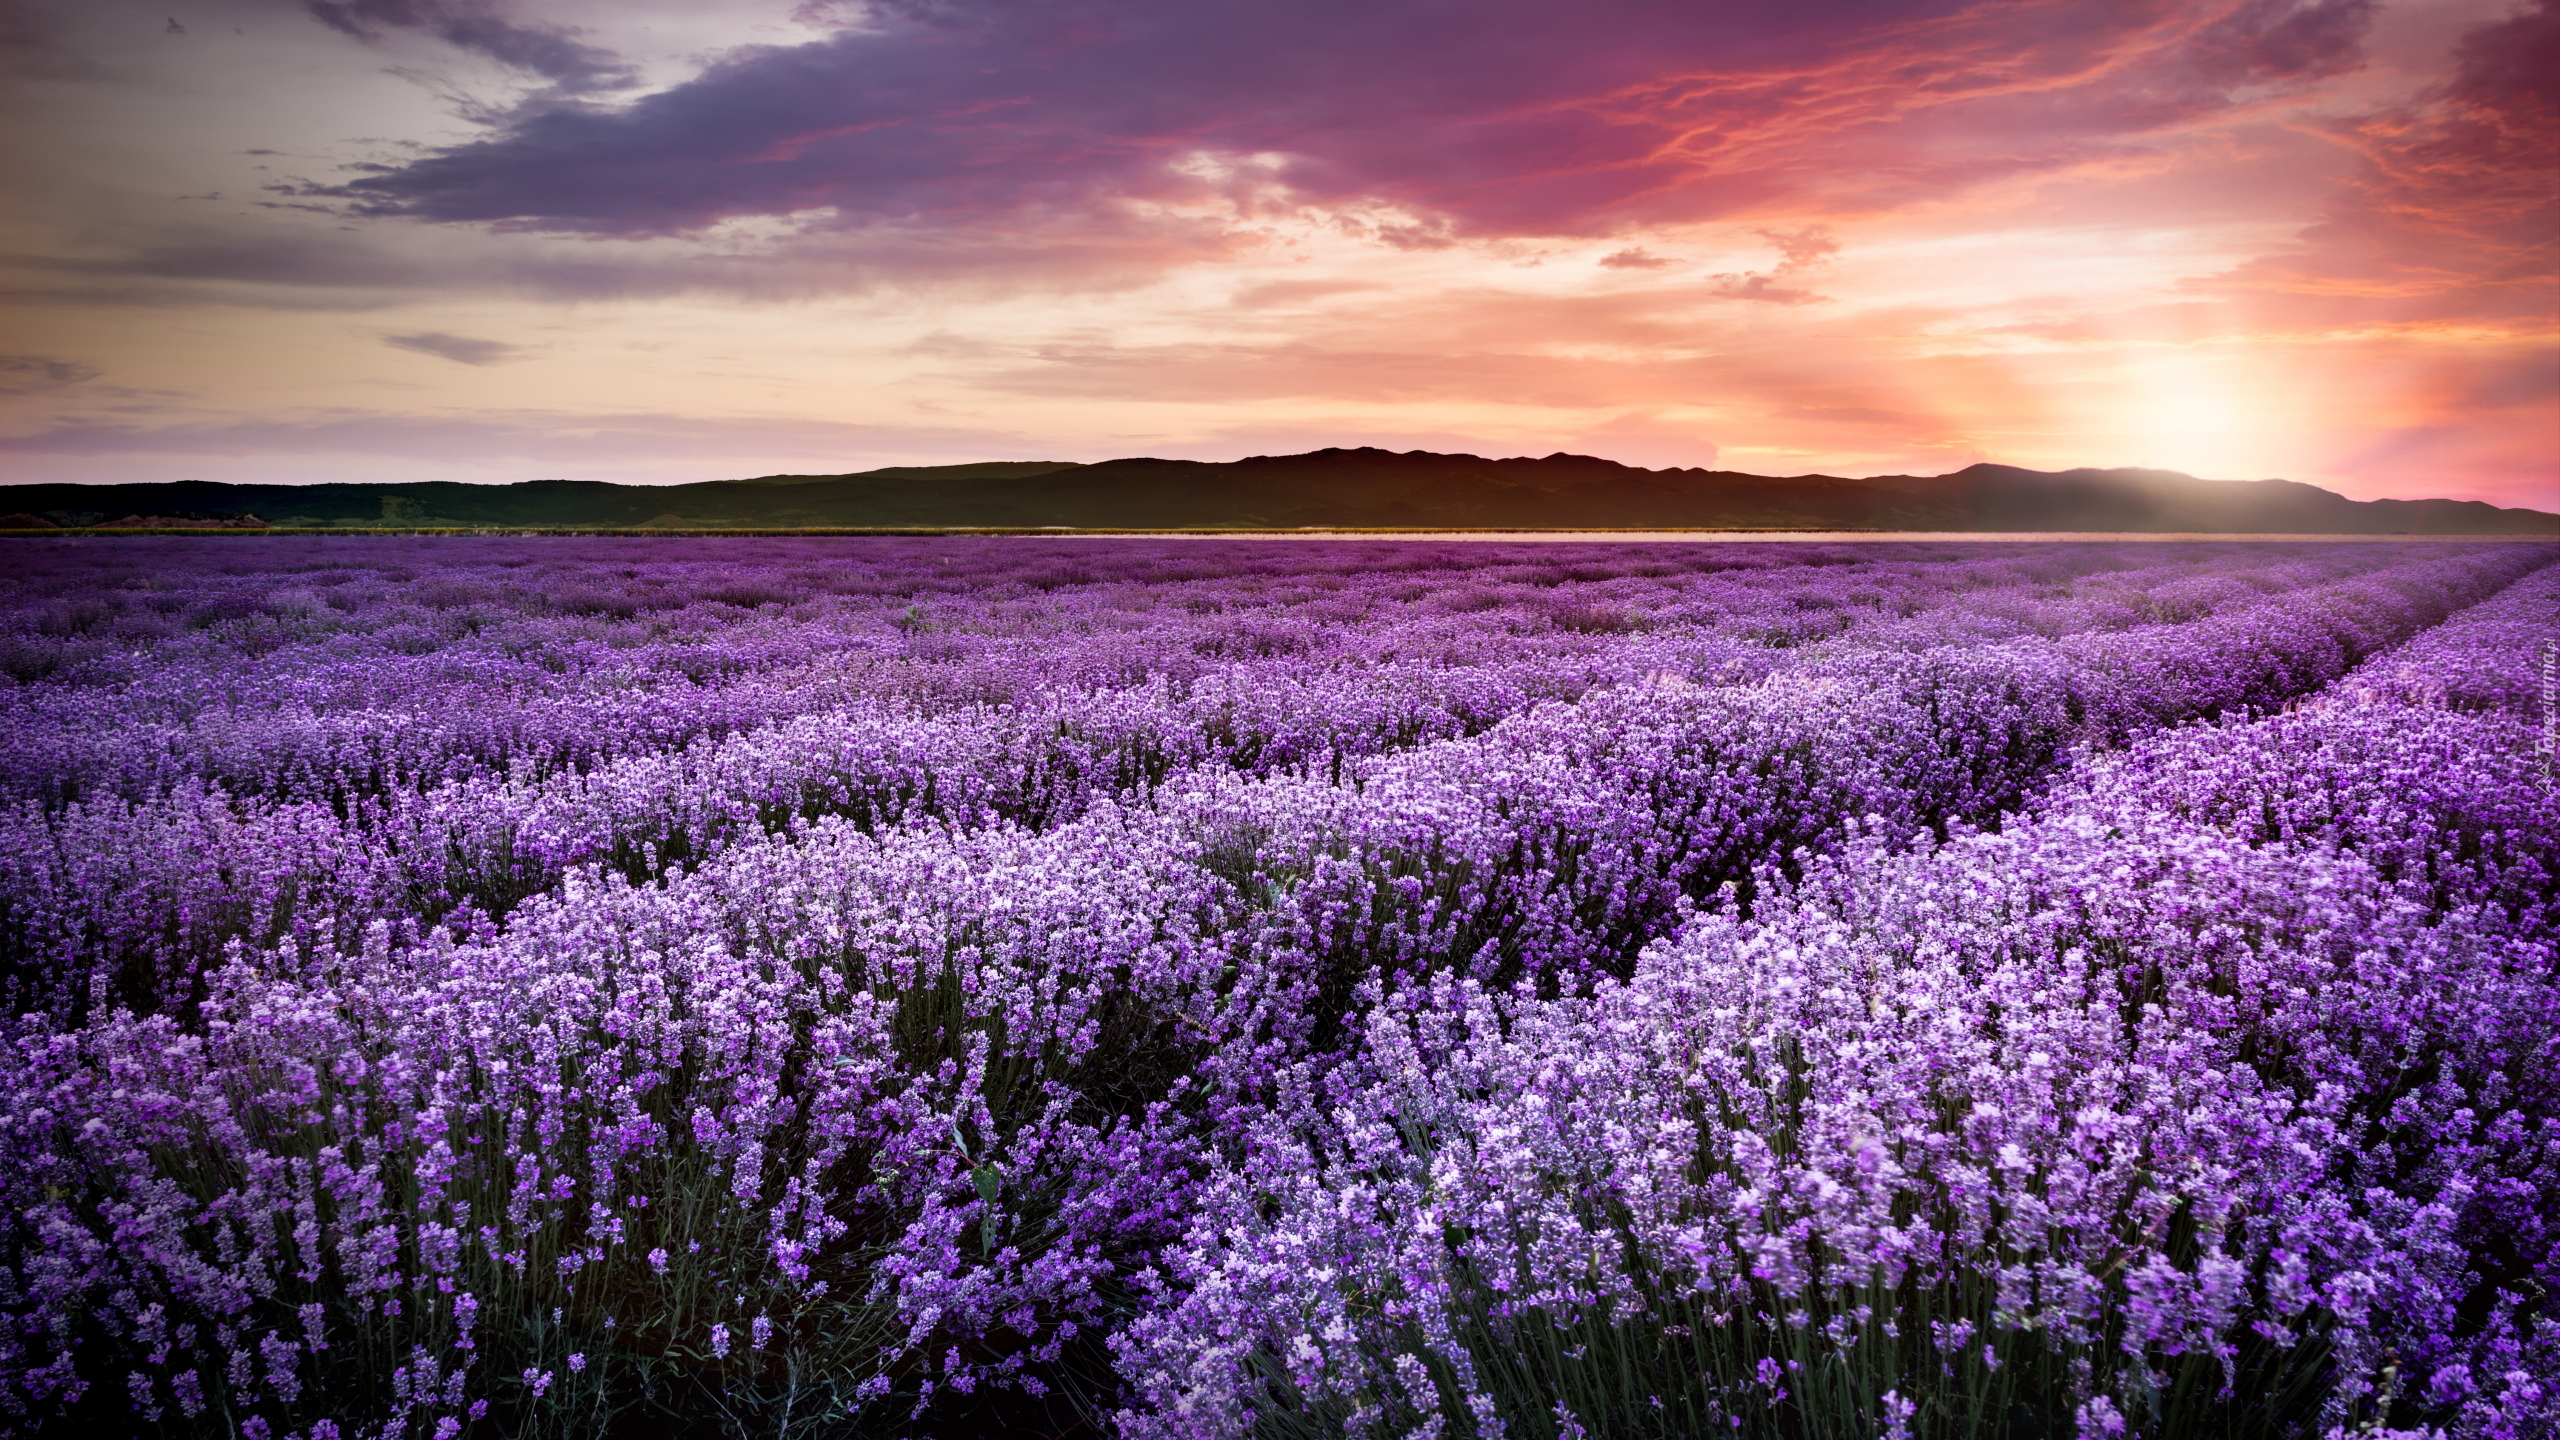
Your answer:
(6, 449), (2554, 533)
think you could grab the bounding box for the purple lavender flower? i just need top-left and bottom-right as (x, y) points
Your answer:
(0, 538), (2548, 1437)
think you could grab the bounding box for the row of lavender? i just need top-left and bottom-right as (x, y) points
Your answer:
(0, 541), (2551, 1439)
(2, 540), (2493, 822)
(0, 542), (2516, 1025)
(5, 539), (2344, 807)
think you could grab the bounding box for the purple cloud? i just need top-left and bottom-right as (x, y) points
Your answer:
(2185, 0), (2373, 85)
(330, 0), (2382, 245)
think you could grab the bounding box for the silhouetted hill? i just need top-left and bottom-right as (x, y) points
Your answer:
(6, 450), (2553, 533)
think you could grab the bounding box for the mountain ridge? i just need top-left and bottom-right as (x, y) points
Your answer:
(3, 449), (2552, 534)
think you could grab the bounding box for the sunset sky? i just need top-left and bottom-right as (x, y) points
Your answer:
(2, 0), (2553, 504)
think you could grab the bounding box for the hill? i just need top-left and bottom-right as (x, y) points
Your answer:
(4, 450), (2553, 533)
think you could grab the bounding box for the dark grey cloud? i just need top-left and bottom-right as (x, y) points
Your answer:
(384, 330), (518, 364)
(0, 355), (103, 393)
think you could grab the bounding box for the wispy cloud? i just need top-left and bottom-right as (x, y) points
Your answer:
(1598, 248), (1674, 270)
(0, 354), (101, 393)
(384, 330), (520, 365)
(304, 0), (636, 94)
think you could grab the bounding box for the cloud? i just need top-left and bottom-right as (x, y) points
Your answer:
(1598, 248), (1674, 269)
(10, 204), (1244, 308)
(2184, 0), (2373, 86)
(0, 354), (101, 393)
(0, 408), (1057, 477)
(964, 340), (1669, 408)
(2194, 0), (2557, 329)
(940, 317), (1946, 408)
(323, 0), (2392, 255)
(4, 0), (2540, 505)
(1696, 224), (1838, 302)
(1754, 225), (1839, 270)
(384, 330), (519, 364)
(58, 233), (439, 291)
(303, 0), (636, 93)
(1230, 278), (1383, 308)
(1702, 272), (1821, 303)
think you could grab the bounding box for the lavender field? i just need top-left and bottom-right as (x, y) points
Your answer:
(0, 537), (2554, 1440)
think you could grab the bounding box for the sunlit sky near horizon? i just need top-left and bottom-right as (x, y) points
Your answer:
(1, 0), (2553, 505)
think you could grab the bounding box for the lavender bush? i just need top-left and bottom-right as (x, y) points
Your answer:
(0, 538), (2550, 1439)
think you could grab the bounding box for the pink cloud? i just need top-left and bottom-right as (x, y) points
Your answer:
(1597, 248), (1673, 269)
(2204, 0), (2558, 329)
